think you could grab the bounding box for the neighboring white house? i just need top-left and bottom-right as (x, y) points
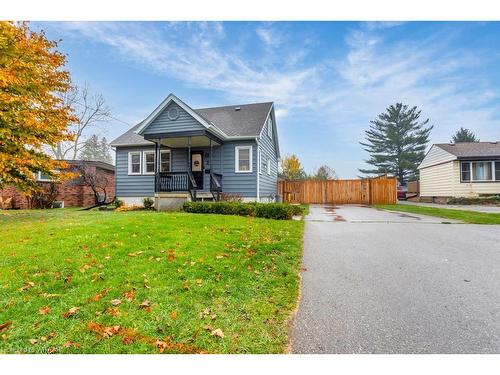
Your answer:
(418, 142), (500, 201)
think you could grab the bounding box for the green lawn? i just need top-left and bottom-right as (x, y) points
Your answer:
(0, 209), (304, 354)
(375, 204), (500, 224)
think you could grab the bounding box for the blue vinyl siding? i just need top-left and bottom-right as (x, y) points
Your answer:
(143, 102), (205, 135)
(258, 113), (278, 199)
(221, 140), (258, 198)
(115, 146), (155, 197)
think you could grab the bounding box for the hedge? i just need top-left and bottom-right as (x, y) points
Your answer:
(447, 195), (500, 205)
(182, 201), (304, 220)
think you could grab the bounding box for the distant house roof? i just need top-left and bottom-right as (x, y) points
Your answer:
(62, 159), (116, 172)
(436, 142), (500, 159)
(110, 98), (274, 147)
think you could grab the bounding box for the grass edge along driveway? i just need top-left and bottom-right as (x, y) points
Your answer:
(375, 204), (500, 224)
(0, 209), (304, 354)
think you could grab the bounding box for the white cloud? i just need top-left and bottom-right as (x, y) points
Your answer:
(61, 22), (321, 113)
(255, 26), (284, 47)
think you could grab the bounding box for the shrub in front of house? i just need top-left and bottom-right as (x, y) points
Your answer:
(142, 197), (154, 209)
(113, 198), (124, 209)
(182, 201), (303, 220)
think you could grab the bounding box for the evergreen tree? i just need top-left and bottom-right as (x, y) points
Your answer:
(359, 103), (433, 185)
(312, 165), (337, 180)
(451, 127), (479, 143)
(79, 134), (112, 164)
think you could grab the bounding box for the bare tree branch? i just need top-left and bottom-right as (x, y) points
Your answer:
(49, 83), (111, 160)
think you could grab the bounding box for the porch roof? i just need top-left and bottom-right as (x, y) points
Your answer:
(143, 130), (222, 148)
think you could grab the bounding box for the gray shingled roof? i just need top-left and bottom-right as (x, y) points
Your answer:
(437, 142), (500, 158)
(195, 102), (273, 137)
(110, 122), (153, 147)
(111, 101), (273, 146)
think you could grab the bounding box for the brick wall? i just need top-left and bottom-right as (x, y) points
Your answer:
(0, 164), (115, 209)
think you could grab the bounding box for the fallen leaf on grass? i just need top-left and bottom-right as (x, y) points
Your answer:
(211, 328), (224, 338)
(47, 347), (58, 354)
(63, 341), (81, 349)
(38, 306), (50, 315)
(87, 322), (122, 338)
(139, 300), (151, 313)
(106, 307), (120, 317)
(79, 264), (91, 273)
(89, 288), (111, 302)
(170, 311), (178, 320)
(0, 321), (12, 332)
(196, 279), (203, 286)
(199, 308), (211, 319)
(182, 282), (190, 291)
(128, 251), (143, 257)
(62, 307), (80, 318)
(110, 299), (121, 306)
(20, 281), (35, 291)
(122, 289), (135, 302)
(167, 250), (175, 262)
(122, 336), (134, 345)
(29, 338), (38, 344)
(42, 293), (59, 299)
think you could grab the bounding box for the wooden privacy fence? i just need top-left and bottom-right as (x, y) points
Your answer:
(278, 176), (397, 205)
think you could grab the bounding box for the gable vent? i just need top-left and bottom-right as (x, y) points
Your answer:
(234, 107), (241, 111)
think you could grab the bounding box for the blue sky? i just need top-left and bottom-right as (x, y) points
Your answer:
(35, 21), (500, 177)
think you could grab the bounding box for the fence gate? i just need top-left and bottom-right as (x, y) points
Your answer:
(278, 176), (397, 205)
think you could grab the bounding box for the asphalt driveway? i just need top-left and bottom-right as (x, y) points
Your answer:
(291, 205), (500, 353)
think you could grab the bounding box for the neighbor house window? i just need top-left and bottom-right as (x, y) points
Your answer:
(235, 145), (252, 173)
(461, 161), (498, 182)
(267, 158), (271, 175)
(160, 150), (171, 172)
(143, 151), (155, 175)
(461, 162), (470, 182)
(472, 161), (492, 181)
(128, 151), (141, 175)
(267, 118), (273, 139)
(37, 171), (52, 181)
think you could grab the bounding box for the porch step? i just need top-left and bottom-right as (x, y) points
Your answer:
(195, 192), (215, 201)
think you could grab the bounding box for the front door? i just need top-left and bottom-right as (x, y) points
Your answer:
(191, 151), (203, 189)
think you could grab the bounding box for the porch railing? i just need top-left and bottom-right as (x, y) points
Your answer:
(210, 172), (223, 201)
(156, 171), (198, 200)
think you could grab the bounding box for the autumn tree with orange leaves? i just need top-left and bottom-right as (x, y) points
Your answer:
(0, 21), (76, 192)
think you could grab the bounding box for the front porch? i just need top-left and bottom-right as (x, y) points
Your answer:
(145, 130), (224, 209)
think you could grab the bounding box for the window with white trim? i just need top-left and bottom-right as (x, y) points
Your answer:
(160, 150), (171, 172)
(143, 151), (155, 175)
(235, 145), (252, 173)
(461, 161), (499, 182)
(267, 118), (273, 139)
(128, 151), (141, 175)
(267, 158), (271, 175)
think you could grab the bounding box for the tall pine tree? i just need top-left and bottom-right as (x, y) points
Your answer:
(359, 103), (433, 185)
(79, 134), (112, 164)
(451, 127), (479, 143)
